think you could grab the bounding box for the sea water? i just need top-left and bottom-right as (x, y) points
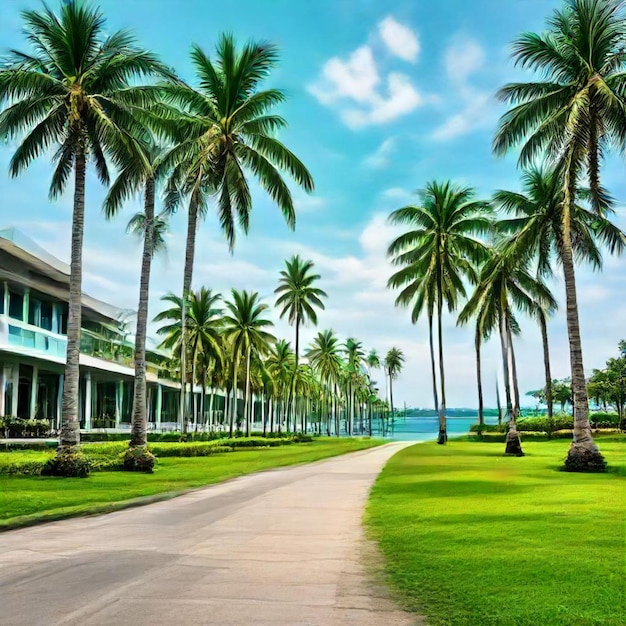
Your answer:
(382, 415), (499, 441)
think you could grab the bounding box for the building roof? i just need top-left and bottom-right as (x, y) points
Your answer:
(0, 227), (129, 323)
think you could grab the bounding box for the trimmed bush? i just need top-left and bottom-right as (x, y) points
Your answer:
(40, 448), (90, 478)
(150, 442), (233, 457)
(122, 446), (156, 473)
(1, 416), (51, 438)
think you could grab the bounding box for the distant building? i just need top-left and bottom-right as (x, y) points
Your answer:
(0, 227), (213, 431)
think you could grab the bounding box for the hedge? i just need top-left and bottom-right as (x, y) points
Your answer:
(0, 435), (303, 475)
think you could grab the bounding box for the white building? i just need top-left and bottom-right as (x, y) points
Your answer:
(0, 227), (220, 431)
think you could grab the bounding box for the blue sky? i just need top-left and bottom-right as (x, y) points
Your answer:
(1, 0), (625, 409)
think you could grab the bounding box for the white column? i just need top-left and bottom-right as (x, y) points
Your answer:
(155, 384), (162, 427)
(29, 365), (38, 419)
(56, 374), (63, 429)
(3, 282), (8, 316)
(0, 366), (6, 416)
(22, 288), (29, 323)
(11, 366), (19, 417)
(84, 372), (92, 430)
(115, 380), (122, 427)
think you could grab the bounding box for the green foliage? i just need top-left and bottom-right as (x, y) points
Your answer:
(0, 417), (51, 438)
(41, 447), (90, 478)
(122, 446), (156, 473)
(150, 443), (233, 457)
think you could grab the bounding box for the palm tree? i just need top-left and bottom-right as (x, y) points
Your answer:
(266, 339), (295, 434)
(275, 255), (327, 431)
(154, 289), (224, 428)
(493, 0), (626, 470)
(158, 35), (314, 430)
(388, 180), (492, 444)
(105, 139), (171, 456)
(459, 245), (557, 455)
(223, 290), (275, 436)
(384, 348), (405, 421)
(0, 1), (173, 473)
(307, 330), (343, 436)
(343, 338), (365, 435)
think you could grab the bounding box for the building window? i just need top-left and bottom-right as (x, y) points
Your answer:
(40, 301), (53, 331)
(28, 298), (41, 327)
(8, 291), (23, 320)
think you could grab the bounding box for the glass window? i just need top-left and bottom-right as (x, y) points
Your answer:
(28, 298), (41, 326)
(40, 302), (53, 331)
(8, 291), (23, 320)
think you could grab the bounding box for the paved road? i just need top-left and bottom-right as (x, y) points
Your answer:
(0, 442), (418, 626)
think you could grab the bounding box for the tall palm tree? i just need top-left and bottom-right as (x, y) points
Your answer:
(343, 338), (364, 435)
(307, 330), (343, 436)
(384, 348), (405, 420)
(158, 35), (314, 429)
(388, 180), (492, 444)
(275, 255), (327, 431)
(459, 245), (557, 455)
(493, 0), (626, 470)
(105, 139), (171, 456)
(0, 0), (173, 473)
(266, 339), (295, 434)
(154, 289), (224, 427)
(493, 166), (625, 468)
(223, 290), (275, 436)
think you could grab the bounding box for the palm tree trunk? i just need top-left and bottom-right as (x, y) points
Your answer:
(436, 296), (447, 445)
(230, 359), (238, 438)
(475, 326), (484, 428)
(129, 177), (155, 449)
(244, 347), (251, 437)
(507, 324), (521, 420)
(59, 146), (86, 453)
(538, 310), (553, 422)
(562, 165), (605, 471)
(428, 310), (439, 412)
(179, 198), (199, 433)
(504, 319), (523, 456)
(499, 314), (513, 418)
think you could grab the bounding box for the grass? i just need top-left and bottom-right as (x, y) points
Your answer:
(0, 437), (382, 530)
(366, 439), (626, 626)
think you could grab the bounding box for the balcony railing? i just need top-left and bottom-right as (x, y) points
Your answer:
(3, 319), (67, 359)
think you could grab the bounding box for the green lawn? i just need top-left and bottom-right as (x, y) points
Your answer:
(0, 438), (382, 530)
(366, 439), (626, 626)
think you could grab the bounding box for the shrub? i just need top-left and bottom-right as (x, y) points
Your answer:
(41, 447), (90, 478)
(122, 446), (156, 473)
(292, 433), (313, 443)
(589, 412), (620, 428)
(150, 442), (233, 457)
(469, 423), (506, 433)
(1, 416), (52, 438)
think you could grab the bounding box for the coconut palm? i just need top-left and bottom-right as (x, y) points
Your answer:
(154, 289), (224, 426)
(105, 139), (171, 455)
(388, 180), (492, 444)
(384, 348), (405, 420)
(275, 255), (327, 431)
(0, 0), (173, 472)
(223, 290), (275, 436)
(266, 339), (295, 434)
(158, 35), (314, 430)
(459, 245), (557, 455)
(343, 338), (365, 435)
(493, 0), (626, 470)
(307, 330), (343, 436)
(493, 165), (625, 467)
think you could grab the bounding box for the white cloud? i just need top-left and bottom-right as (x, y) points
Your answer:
(364, 137), (396, 168)
(444, 38), (485, 83)
(432, 90), (495, 141)
(432, 37), (498, 141)
(379, 16), (420, 63)
(309, 25), (424, 128)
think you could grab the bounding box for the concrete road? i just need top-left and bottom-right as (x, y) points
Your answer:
(0, 442), (419, 626)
